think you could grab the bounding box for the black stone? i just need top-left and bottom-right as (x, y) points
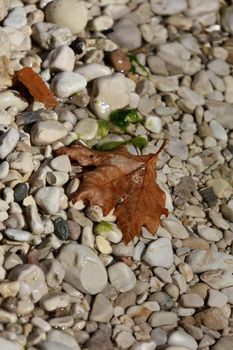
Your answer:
(70, 38), (83, 54)
(199, 186), (218, 208)
(14, 183), (28, 203)
(54, 218), (69, 240)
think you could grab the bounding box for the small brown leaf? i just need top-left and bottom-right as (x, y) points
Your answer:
(56, 142), (168, 243)
(17, 66), (57, 108)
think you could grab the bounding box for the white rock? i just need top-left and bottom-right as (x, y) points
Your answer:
(0, 161), (9, 179)
(187, 249), (233, 273)
(130, 340), (156, 350)
(47, 329), (80, 350)
(108, 262), (136, 292)
(168, 330), (197, 350)
(26, 205), (44, 235)
(89, 293), (113, 322)
(3, 7), (27, 29)
(197, 225), (223, 242)
(151, 0), (187, 15)
(50, 155), (71, 172)
(108, 18), (141, 50)
(162, 218), (189, 239)
(8, 264), (48, 302)
(35, 187), (61, 215)
(185, 0), (219, 17)
(4, 228), (40, 244)
(3, 27), (31, 52)
(0, 128), (19, 160)
(96, 235), (112, 254)
(209, 120), (228, 142)
(51, 72), (87, 98)
(91, 73), (129, 119)
(76, 63), (111, 82)
(92, 15), (114, 31)
(207, 289), (228, 308)
(47, 171), (69, 186)
(144, 116), (162, 133)
(7, 151), (34, 174)
(32, 22), (73, 50)
(0, 337), (21, 350)
(58, 243), (108, 294)
(74, 118), (98, 140)
(115, 331), (135, 349)
(0, 29), (11, 57)
(41, 292), (70, 311)
(45, 0), (88, 34)
(31, 120), (68, 145)
(43, 45), (75, 72)
(178, 87), (205, 106)
(148, 311), (177, 327)
(143, 238), (173, 268)
(208, 59), (230, 77)
(94, 221), (122, 243)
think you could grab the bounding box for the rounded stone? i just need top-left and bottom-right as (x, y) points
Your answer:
(54, 218), (69, 240)
(45, 0), (88, 35)
(110, 49), (131, 73)
(108, 262), (136, 292)
(51, 72), (87, 98)
(13, 183), (28, 203)
(58, 243), (107, 295)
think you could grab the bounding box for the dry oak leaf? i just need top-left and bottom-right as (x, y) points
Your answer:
(56, 142), (168, 243)
(17, 66), (57, 108)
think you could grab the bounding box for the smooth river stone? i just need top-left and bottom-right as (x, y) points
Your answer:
(186, 249), (233, 273)
(58, 243), (107, 294)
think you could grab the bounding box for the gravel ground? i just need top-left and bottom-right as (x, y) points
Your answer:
(0, 0), (233, 349)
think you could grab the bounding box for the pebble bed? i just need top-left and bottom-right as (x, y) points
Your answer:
(0, 0), (232, 349)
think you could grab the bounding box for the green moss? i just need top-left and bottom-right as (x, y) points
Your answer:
(110, 108), (143, 131)
(96, 140), (126, 151)
(94, 221), (112, 234)
(128, 54), (150, 78)
(97, 120), (110, 139)
(130, 136), (148, 148)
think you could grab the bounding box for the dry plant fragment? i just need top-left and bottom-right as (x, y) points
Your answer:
(17, 66), (57, 108)
(56, 142), (168, 243)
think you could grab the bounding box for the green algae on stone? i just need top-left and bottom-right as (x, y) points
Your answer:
(110, 108), (143, 131)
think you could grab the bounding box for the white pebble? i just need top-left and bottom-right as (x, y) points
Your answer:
(45, 0), (88, 34)
(51, 72), (87, 98)
(31, 120), (68, 145)
(108, 262), (136, 292)
(209, 120), (228, 142)
(76, 63), (111, 82)
(0, 161), (9, 179)
(43, 45), (75, 72)
(96, 235), (112, 254)
(144, 116), (162, 133)
(168, 330), (197, 350)
(3, 7), (27, 29)
(35, 187), (61, 215)
(74, 118), (98, 140)
(0, 128), (19, 160)
(143, 238), (173, 268)
(47, 171), (69, 186)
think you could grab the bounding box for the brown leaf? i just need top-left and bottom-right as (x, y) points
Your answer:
(17, 66), (57, 108)
(56, 142), (168, 243)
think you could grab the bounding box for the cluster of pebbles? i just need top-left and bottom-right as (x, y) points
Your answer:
(0, 0), (232, 349)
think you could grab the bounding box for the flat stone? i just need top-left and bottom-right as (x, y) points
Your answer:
(3, 7), (27, 29)
(51, 72), (87, 98)
(85, 330), (114, 350)
(76, 63), (111, 82)
(143, 238), (173, 268)
(108, 18), (141, 50)
(166, 138), (188, 160)
(151, 0), (187, 15)
(58, 243), (107, 294)
(0, 128), (19, 160)
(89, 293), (113, 322)
(205, 101), (233, 129)
(209, 120), (228, 142)
(187, 249), (233, 273)
(31, 121), (67, 145)
(0, 337), (21, 350)
(8, 264), (48, 302)
(208, 59), (230, 76)
(194, 308), (228, 330)
(200, 269), (233, 289)
(47, 329), (80, 350)
(43, 45), (75, 72)
(180, 293), (204, 308)
(148, 311), (177, 327)
(108, 262), (136, 292)
(212, 336), (233, 350)
(35, 187), (61, 215)
(90, 73), (129, 119)
(41, 292), (70, 311)
(207, 289), (228, 308)
(197, 225), (223, 242)
(168, 330), (197, 350)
